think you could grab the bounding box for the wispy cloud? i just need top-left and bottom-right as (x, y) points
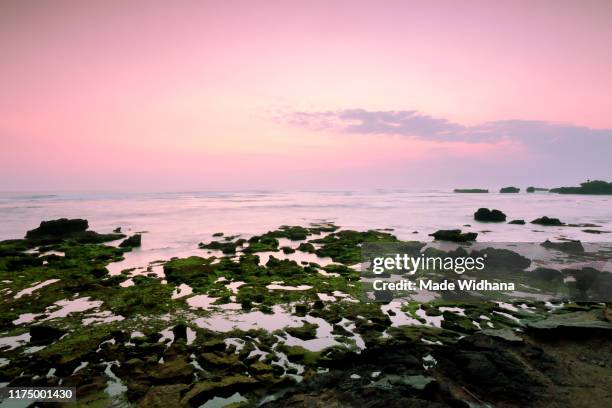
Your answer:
(285, 108), (612, 183)
(288, 109), (612, 144)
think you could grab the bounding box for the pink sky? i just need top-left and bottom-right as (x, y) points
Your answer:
(1, 0), (611, 191)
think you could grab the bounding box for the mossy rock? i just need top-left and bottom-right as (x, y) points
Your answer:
(181, 375), (257, 406)
(285, 322), (318, 340)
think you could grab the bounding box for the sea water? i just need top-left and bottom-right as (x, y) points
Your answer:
(1, 190), (610, 274)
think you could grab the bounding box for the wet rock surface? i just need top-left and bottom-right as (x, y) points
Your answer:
(429, 230), (477, 242)
(1, 219), (611, 407)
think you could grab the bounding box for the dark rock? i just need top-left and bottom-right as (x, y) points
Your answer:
(199, 352), (243, 371)
(29, 325), (66, 345)
(541, 239), (584, 253)
(127, 380), (150, 401)
(471, 247), (531, 270)
(181, 375), (257, 406)
(150, 359), (194, 382)
(113, 227), (122, 233)
(247, 360), (273, 376)
(526, 186), (548, 193)
(532, 267), (563, 283)
(172, 323), (188, 342)
(526, 310), (612, 334)
(331, 324), (352, 336)
(286, 323), (318, 340)
(297, 242), (315, 253)
(474, 208), (506, 222)
(138, 384), (188, 408)
(564, 267), (612, 301)
(508, 219), (525, 225)
(120, 234), (142, 248)
(500, 186), (520, 193)
(295, 304), (309, 316)
(201, 339), (225, 352)
(531, 216), (564, 226)
(26, 218), (88, 239)
(454, 189), (488, 193)
(429, 230), (477, 242)
(73, 231), (125, 244)
(550, 180), (612, 195)
(198, 240), (243, 254)
(582, 229), (610, 234)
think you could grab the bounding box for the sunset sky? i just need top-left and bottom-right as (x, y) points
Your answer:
(1, 0), (611, 191)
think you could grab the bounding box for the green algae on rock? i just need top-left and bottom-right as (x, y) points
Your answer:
(2, 219), (612, 407)
(526, 186), (548, 193)
(453, 189), (488, 193)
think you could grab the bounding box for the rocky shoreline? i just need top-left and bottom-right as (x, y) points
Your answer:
(1, 219), (611, 407)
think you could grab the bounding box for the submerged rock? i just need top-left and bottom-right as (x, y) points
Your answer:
(531, 216), (564, 226)
(541, 239), (584, 253)
(582, 229), (610, 234)
(508, 219), (525, 225)
(429, 229), (477, 242)
(500, 186), (520, 193)
(474, 208), (506, 222)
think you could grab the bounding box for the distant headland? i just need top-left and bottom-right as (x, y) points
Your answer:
(454, 180), (612, 195)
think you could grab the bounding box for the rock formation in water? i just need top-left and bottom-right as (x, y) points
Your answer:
(474, 208), (507, 222)
(550, 180), (612, 195)
(531, 216), (564, 226)
(454, 189), (488, 193)
(500, 186), (520, 193)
